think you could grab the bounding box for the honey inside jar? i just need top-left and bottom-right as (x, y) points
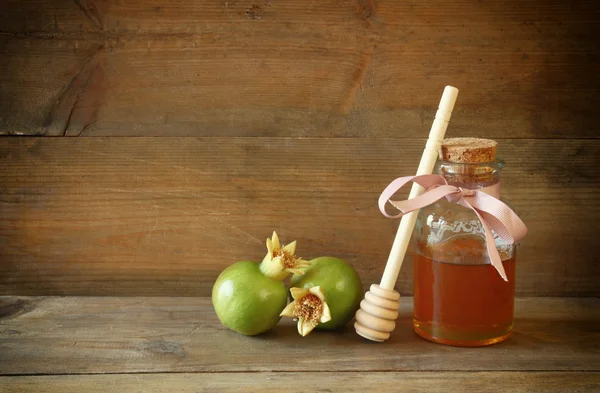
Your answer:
(413, 238), (516, 346)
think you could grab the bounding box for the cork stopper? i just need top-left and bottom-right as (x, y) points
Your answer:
(440, 138), (497, 163)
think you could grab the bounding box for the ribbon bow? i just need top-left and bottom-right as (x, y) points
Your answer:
(379, 174), (528, 281)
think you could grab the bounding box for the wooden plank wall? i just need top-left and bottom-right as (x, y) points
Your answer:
(0, 1), (598, 296)
(2, 0), (599, 138)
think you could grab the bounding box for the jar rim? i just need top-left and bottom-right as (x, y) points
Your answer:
(436, 159), (505, 180)
(437, 158), (505, 170)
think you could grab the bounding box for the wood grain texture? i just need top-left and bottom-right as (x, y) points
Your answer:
(0, 0), (105, 34)
(1, 137), (598, 296)
(0, 297), (598, 375)
(1, 0), (598, 137)
(2, 372), (599, 393)
(0, 37), (104, 136)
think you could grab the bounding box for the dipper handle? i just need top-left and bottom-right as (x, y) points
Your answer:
(354, 86), (459, 342)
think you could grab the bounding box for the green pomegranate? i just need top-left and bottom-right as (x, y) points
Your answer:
(212, 232), (309, 335)
(290, 256), (363, 330)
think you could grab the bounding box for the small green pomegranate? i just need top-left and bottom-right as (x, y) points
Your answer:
(290, 256), (363, 330)
(212, 232), (309, 335)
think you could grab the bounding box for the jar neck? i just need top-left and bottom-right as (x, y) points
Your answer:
(435, 159), (504, 191)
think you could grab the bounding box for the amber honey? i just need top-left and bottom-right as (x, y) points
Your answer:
(413, 239), (516, 347)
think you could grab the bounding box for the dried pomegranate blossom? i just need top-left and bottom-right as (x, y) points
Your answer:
(274, 248), (297, 270)
(295, 294), (323, 327)
(280, 286), (331, 336)
(259, 232), (310, 281)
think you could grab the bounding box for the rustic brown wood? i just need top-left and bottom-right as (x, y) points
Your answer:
(43, 45), (106, 137)
(0, 37), (104, 136)
(0, 0), (105, 34)
(1, 0), (598, 137)
(1, 372), (599, 393)
(0, 297), (598, 375)
(1, 137), (598, 296)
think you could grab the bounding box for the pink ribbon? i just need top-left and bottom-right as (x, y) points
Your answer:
(379, 174), (528, 281)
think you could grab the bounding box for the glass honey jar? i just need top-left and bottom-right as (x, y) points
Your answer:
(412, 138), (518, 346)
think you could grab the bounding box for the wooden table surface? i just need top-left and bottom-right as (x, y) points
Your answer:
(1, 296), (598, 392)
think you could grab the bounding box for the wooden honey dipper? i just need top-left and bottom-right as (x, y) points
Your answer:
(354, 86), (459, 342)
